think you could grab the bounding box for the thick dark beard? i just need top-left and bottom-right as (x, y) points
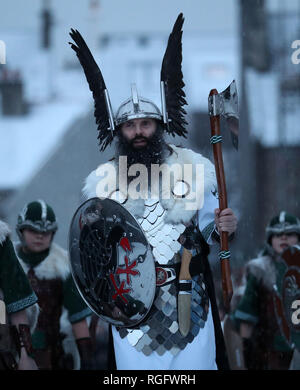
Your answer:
(115, 125), (169, 183)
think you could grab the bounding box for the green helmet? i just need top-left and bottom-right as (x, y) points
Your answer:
(16, 200), (58, 240)
(266, 211), (300, 243)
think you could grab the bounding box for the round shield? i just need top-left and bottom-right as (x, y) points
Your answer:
(273, 245), (300, 350)
(69, 197), (156, 327)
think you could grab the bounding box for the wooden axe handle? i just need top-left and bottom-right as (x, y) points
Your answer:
(209, 89), (233, 311)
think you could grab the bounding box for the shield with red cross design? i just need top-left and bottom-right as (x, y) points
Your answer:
(69, 197), (156, 327)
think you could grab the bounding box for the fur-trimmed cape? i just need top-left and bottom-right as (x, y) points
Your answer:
(14, 243), (70, 332)
(83, 144), (217, 224)
(245, 255), (277, 291)
(0, 221), (39, 332)
(15, 242), (80, 369)
(0, 221), (11, 244)
(15, 243), (70, 281)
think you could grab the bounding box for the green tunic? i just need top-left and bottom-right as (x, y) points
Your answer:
(63, 273), (92, 324)
(0, 237), (37, 313)
(234, 257), (291, 352)
(17, 246), (91, 350)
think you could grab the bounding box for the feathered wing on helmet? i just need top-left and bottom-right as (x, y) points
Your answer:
(160, 13), (188, 138)
(69, 13), (188, 150)
(69, 29), (114, 151)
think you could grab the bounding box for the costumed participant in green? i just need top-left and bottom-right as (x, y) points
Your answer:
(0, 220), (38, 370)
(15, 200), (94, 370)
(234, 211), (300, 370)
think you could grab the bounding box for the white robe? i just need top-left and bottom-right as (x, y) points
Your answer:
(112, 306), (217, 370)
(83, 144), (220, 370)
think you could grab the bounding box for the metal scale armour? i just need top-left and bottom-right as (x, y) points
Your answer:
(116, 195), (210, 356)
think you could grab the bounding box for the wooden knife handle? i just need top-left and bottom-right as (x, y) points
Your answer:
(179, 248), (192, 281)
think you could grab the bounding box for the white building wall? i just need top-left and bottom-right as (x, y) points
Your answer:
(0, 0), (240, 189)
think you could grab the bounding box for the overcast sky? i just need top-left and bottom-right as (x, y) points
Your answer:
(0, 0), (237, 35)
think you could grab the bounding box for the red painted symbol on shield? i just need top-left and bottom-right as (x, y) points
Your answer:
(109, 274), (131, 304)
(117, 256), (139, 285)
(120, 237), (131, 252)
(116, 237), (140, 285)
(110, 236), (141, 304)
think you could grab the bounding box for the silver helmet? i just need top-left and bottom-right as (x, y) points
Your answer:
(69, 13), (187, 151)
(266, 211), (300, 243)
(16, 199), (58, 244)
(115, 84), (162, 127)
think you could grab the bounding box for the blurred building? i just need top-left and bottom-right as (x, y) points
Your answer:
(238, 0), (300, 261)
(0, 1), (242, 370)
(0, 0), (240, 249)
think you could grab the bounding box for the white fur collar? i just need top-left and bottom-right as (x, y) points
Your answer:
(0, 221), (11, 244)
(16, 243), (70, 281)
(246, 255), (277, 290)
(82, 144), (217, 225)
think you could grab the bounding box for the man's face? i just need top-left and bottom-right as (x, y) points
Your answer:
(120, 118), (157, 149)
(22, 228), (53, 253)
(271, 232), (299, 254)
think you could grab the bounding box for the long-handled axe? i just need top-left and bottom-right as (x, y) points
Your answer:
(208, 80), (239, 312)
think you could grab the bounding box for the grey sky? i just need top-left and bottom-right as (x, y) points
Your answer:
(0, 0), (237, 35)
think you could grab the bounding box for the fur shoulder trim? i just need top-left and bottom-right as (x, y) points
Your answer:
(167, 144), (216, 193)
(160, 145), (217, 224)
(0, 221), (11, 244)
(83, 169), (102, 200)
(82, 144), (217, 224)
(82, 145), (216, 198)
(82, 160), (118, 201)
(246, 256), (276, 290)
(16, 243), (70, 281)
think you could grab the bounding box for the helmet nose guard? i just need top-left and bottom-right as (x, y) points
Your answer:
(115, 84), (163, 127)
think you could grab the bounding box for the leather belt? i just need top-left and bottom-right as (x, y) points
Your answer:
(155, 255), (204, 288)
(155, 264), (179, 287)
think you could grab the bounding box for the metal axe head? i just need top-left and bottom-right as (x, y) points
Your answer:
(208, 80), (239, 150)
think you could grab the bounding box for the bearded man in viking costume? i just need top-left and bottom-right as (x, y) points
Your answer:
(69, 14), (237, 370)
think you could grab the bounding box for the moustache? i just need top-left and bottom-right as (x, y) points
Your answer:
(130, 136), (148, 144)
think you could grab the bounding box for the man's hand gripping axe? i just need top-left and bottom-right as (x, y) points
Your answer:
(208, 80), (239, 312)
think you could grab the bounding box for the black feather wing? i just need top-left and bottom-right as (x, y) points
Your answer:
(160, 13), (188, 138)
(69, 29), (113, 151)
